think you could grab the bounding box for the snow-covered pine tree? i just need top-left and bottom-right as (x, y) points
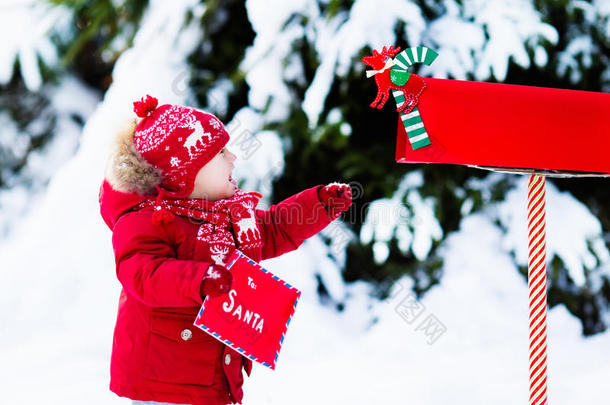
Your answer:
(3, 0), (610, 335)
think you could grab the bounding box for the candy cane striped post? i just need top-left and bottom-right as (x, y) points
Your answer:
(527, 174), (549, 405)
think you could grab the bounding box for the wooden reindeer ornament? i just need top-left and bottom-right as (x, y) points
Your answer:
(363, 46), (439, 149)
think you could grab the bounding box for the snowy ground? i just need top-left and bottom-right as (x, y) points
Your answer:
(243, 214), (610, 404)
(2, 173), (610, 404)
(1, 0), (609, 404)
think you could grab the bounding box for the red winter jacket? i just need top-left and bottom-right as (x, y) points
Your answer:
(98, 179), (335, 404)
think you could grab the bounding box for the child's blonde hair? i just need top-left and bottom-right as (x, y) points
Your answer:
(104, 118), (162, 195)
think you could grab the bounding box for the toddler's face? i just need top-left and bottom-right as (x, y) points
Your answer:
(188, 147), (237, 200)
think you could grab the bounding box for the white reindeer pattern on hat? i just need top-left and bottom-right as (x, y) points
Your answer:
(183, 120), (213, 159)
(135, 105), (197, 153)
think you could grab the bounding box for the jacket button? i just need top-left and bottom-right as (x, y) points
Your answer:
(181, 329), (192, 341)
(224, 353), (231, 365)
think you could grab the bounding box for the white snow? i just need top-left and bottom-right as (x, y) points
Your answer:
(0, 0), (205, 403)
(427, 0), (558, 81)
(229, 123), (285, 207)
(0, 0), (72, 91)
(242, 211), (610, 404)
(596, 0), (610, 37)
(426, 15), (486, 80)
(497, 176), (610, 287)
(556, 0), (610, 85)
(361, 171), (443, 263)
(472, 0), (558, 81)
(245, 0), (559, 127)
(242, 0), (311, 123)
(303, 0), (425, 127)
(0, 75), (99, 238)
(557, 35), (594, 83)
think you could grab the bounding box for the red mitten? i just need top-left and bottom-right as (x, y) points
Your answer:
(200, 264), (233, 298)
(317, 182), (353, 218)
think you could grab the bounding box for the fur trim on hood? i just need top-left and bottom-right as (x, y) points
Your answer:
(104, 118), (162, 196)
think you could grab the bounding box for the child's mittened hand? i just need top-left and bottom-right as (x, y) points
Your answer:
(200, 264), (233, 298)
(317, 182), (353, 217)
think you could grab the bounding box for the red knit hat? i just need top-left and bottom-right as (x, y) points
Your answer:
(132, 95), (230, 199)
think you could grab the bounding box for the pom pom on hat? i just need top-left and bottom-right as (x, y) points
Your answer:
(133, 95), (158, 118)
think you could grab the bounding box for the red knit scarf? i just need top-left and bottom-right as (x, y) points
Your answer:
(135, 187), (263, 264)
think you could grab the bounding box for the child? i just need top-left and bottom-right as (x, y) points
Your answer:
(98, 95), (352, 405)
